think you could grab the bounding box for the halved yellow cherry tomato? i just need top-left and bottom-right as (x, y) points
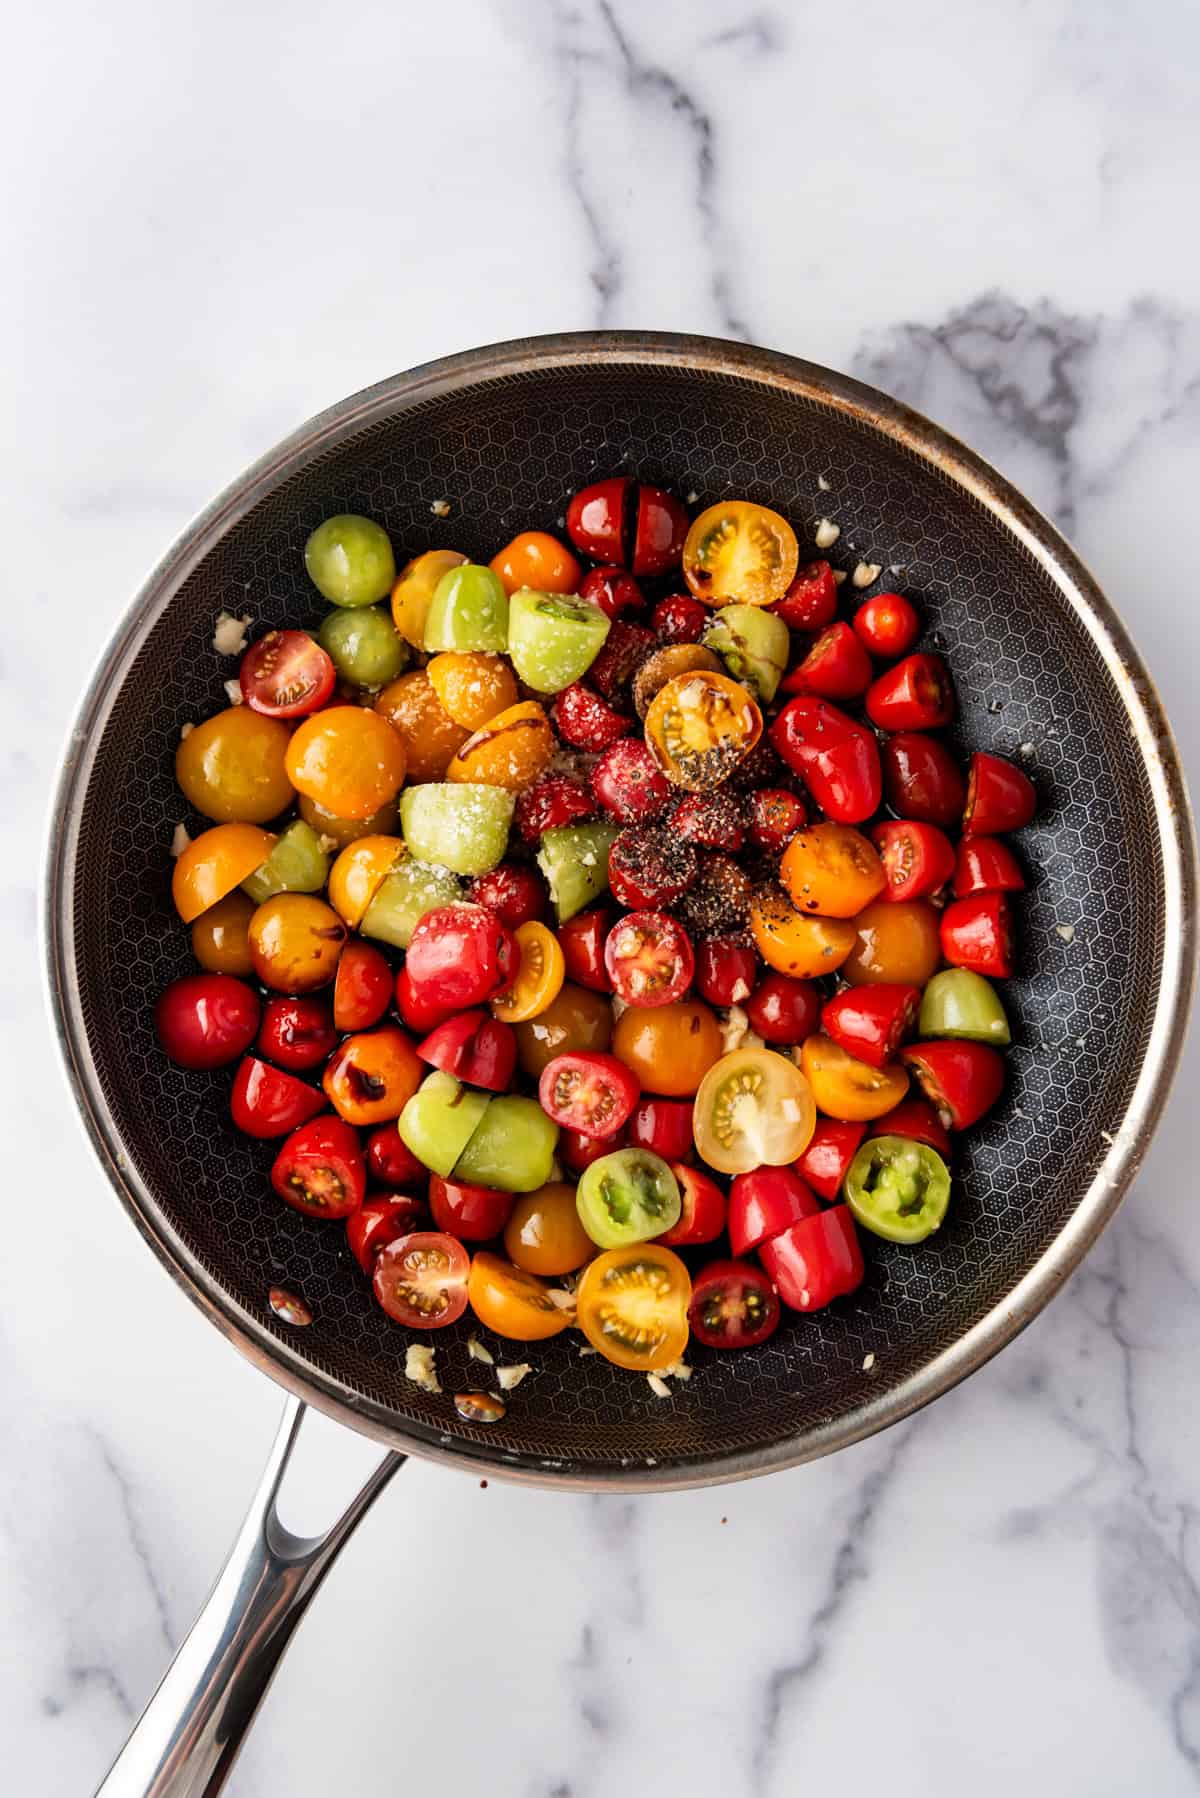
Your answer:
(842, 899), (942, 986)
(490, 532), (581, 597)
(374, 670), (469, 782)
(693, 1046), (816, 1175)
(175, 707), (294, 824)
(446, 700), (554, 792)
(503, 1182), (594, 1277)
(285, 705), (407, 821)
(644, 670), (763, 792)
(248, 893), (346, 993)
(426, 652), (519, 731)
(328, 836), (406, 928)
(491, 921), (565, 1023)
(467, 1251), (572, 1341)
(172, 823), (277, 924)
(190, 890), (256, 974)
(749, 887), (857, 978)
(799, 1034), (910, 1121)
(391, 548), (468, 647)
(576, 1243), (691, 1371)
(780, 823), (886, 919)
(682, 500), (799, 607)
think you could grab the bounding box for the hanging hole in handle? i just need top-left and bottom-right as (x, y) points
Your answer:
(269, 1402), (397, 1542)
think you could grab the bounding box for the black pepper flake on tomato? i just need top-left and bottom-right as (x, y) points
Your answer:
(674, 855), (753, 941)
(607, 825), (698, 910)
(728, 736), (791, 791)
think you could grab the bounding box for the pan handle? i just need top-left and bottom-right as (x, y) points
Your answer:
(94, 1396), (404, 1798)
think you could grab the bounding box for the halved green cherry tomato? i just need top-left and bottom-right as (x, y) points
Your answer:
(702, 604), (790, 702)
(305, 514), (396, 607)
(467, 1251), (571, 1341)
(845, 1135), (951, 1243)
(359, 857), (463, 950)
(692, 1047), (816, 1175)
(399, 782), (515, 876)
(919, 969), (1011, 1044)
(318, 605), (409, 688)
(683, 501), (799, 607)
(539, 1052), (640, 1140)
(506, 590), (611, 693)
(537, 822), (620, 921)
(423, 564), (509, 653)
(575, 1243), (691, 1370)
(398, 1071), (490, 1177)
(575, 1148), (681, 1248)
(242, 820), (330, 904)
(452, 1095), (559, 1193)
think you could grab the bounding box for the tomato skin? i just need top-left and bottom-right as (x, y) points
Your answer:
(672, 793), (747, 851)
(633, 486), (689, 576)
(695, 939), (757, 1008)
(781, 621), (874, 701)
(373, 1232), (470, 1329)
(469, 864), (547, 929)
(760, 1207), (865, 1312)
(249, 894), (347, 995)
(728, 1165), (820, 1256)
(744, 972), (822, 1046)
(853, 592), (919, 658)
(333, 940), (393, 1032)
(800, 1034), (909, 1123)
(653, 593), (709, 643)
(940, 894), (1015, 978)
(594, 739), (672, 823)
(394, 966), (451, 1034)
(865, 653), (955, 732)
(257, 996), (336, 1072)
(429, 1174), (514, 1242)
(579, 565), (645, 620)
(415, 1011), (516, 1092)
(515, 774), (596, 842)
(843, 898), (941, 988)
(821, 984), (921, 1070)
(553, 682), (632, 753)
(608, 827), (698, 910)
(490, 531), (581, 597)
(771, 561), (838, 630)
(231, 1056), (326, 1138)
(366, 1124), (427, 1187)
(346, 1195), (428, 1271)
(871, 820), (957, 902)
(769, 696), (882, 824)
(566, 477), (631, 564)
(539, 1051), (640, 1139)
(270, 1116), (365, 1219)
(868, 1097), (951, 1156)
(156, 974), (260, 1070)
(322, 1026), (424, 1127)
(748, 787), (806, 853)
(963, 751), (1037, 835)
(882, 733), (965, 828)
(612, 1000), (723, 1097)
(749, 890), (857, 981)
(467, 1251), (570, 1341)
(239, 629), (336, 719)
(405, 904), (516, 1012)
(575, 1243), (691, 1369)
(780, 823), (887, 919)
(796, 1119), (866, 1202)
(558, 909), (613, 992)
(953, 837), (1025, 898)
(560, 1126), (624, 1172)
(689, 1258), (781, 1348)
(901, 1039), (1005, 1130)
(659, 1163), (727, 1246)
(286, 705), (406, 821)
(604, 911), (695, 1008)
(627, 1097), (694, 1160)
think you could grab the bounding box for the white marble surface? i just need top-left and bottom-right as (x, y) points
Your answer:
(4, 1), (1200, 1792)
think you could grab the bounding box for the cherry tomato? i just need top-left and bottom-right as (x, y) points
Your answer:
(504, 1182), (594, 1276)
(780, 823), (886, 920)
(842, 899), (941, 986)
(871, 820), (956, 902)
(853, 591), (920, 658)
(604, 912), (694, 1008)
(743, 972), (822, 1046)
(231, 1056), (325, 1138)
(672, 792), (746, 851)
(770, 696), (882, 824)
(882, 732), (965, 828)
(632, 485), (688, 575)
(632, 643), (723, 718)
(696, 938), (757, 1008)
(799, 1034), (909, 1122)
(415, 1011), (516, 1092)
(940, 894), (1016, 978)
(538, 1051), (640, 1139)
(426, 652), (519, 732)
(490, 531), (581, 597)
(612, 1000), (723, 1097)
(822, 983), (920, 1070)
(176, 707), (294, 825)
(953, 837), (1026, 898)
(332, 940), (393, 1032)
(373, 670), (468, 782)
(327, 836), (405, 929)
(249, 894), (346, 994)
(470, 864), (547, 928)
(644, 671), (763, 792)
(659, 1163), (727, 1246)
(257, 996), (336, 1072)
(366, 1124), (427, 1188)
(239, 630), (336, 719)
(405, 904), (516, 1012)
(749, 888), (857, 980)
(683, 501), (799, 607)
(781, 621), (873, 701)
(868, 1096), (951, 1156)
(467, 1251), (570, 1341)
(566, 477), (631, 564)
(322, 1026), (424, 1127)
(491, 920), (566, 1023)
(557, 908), (613, 992)
(155, 974), (259, 1070)
(172, 824), (277, 926)
(270, 1116), (365, 1219)
(865, 653), (955, 732)
(374, 1232), (470, 1329)
(748, 787), (806, 854)
(513, 982), (613, 1078)
(627, 1097), (694, 1160)
(286, 706), (407, 821)
(589, 620), (656, 707)
(594, 739), (672, 823)
(608, 826), (698, 910)
(760, 1207), (864, 1312)
(797, 1119), (867, 1202)
(347, 1195), (428, 1272)
(429, 1174), (514, 1242)
(298, 793), (400, 851)
(575, 1243), (691, 1370)
(962, 751), (1037, 835)
(693, 1046), (816, 1175)
(580, 565), (645, 620)
(560, 1126), (624, 1172)
(515, 775), (596, 843)
(772, 560), (838, 629)
(901, 1039), (1005, 1130)
(446, 700), (554, 793)
(653, 593), (709, 643)
(552, 682), (632, 753)
(189, 890), (256, 979)
(727, 1164), (820, 1256)
(689, 1259), (780, 1349)
(394, 966), (451, 1035)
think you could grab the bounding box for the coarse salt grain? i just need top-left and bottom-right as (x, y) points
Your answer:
(852, 561), (882, 588)
(212, 612), (252, 656)
(814, 518), (841, 550)
(496, 1363), (532, 1392)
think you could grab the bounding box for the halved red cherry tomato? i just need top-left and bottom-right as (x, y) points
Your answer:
(688, 1259), (780, 1349)
(366, 1124), (427, 1188)
(560, 1126), (625, 1172)
(772, 560), (838, 630)
(322, 1026), (423, 1127)
(607, 828), (698, 910)
(271, 1116), (365, 1219)
(231, 1056), (325, 1138)
(659, 1164), (726, 1246)
(604, 911), (695, 1008)
(962, 751), (1037, 835)
(781, 621), (873, 701)
(901, 1039), (1005, 1130)
(760, 1207), (864, 1312)
(871, 820), (957, 902)
(748, 787), (806, 853)
(728, 1165), (820, 1257)
(865, 653), (955, 731)
(853, 592), (919, 658)
(868, 1097), (951, 1156)
(257, 996), (336, 1072)
(696, 938), (757, 1008)
(404, 904), (517, 1012)
(744, 972), (823, 1046)
(770, 696), (882, 824)
(416, 1011), (516, 1092)
(558, 908), (613, 992)
(372, 1232), (469, 1328)
(796, 1119), (866, 1202)
(156, 974), (260, 1070)
(469, 864), (547, 929)
(672, 791), (747, 851)
(566, 477), (631, 565)
(627, 1097), (694, 1161)
(239, 630), (336, 719)
(822, 984), (921, 1070)
(538, 1051), (640, 1139)
(333, 940), (393, 1033)
(882, 733), (965, 827)
(653, 593), (709, 642)
(633, 486), (689, 576)
(580, 565), (645, 620)
(346, 1194), (428, 1271)
(429, 1174), (514, 1242)
(953, 837), (1025, 898)
(940, 894), (1015, 978)
(515, 774), (595, 842)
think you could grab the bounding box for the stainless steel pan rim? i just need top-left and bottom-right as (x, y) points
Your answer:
(45, 329), (1198, 1492)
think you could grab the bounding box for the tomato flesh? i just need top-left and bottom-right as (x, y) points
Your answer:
(689, 1259), (780, 1349)
(538, 1051), (640, 1139)
(604, 911), (694, 1007)
(240, 630), (336, 719)
(271, 1116), (365, 1219)
(373, 1232), (470, 1328)
(575, 1244), (691, 1370)
(871, 820), (956, 903)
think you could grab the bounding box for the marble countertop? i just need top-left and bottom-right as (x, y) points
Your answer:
(5, 2), (1200, 1792)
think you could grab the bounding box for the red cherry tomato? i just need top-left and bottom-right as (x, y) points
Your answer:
(760, 1207), (865, 1312)
(748, 787), (806, 853)
(652, 594), (709, 643)
(230, 1056), (325, 1138)
(239, 630), (336, 719)
(962, 751), (1037, 835)
(672, 792), (746, 850)
(870, 819), (957, 902)
(515, 775), (596, 843)
(594, 739), (672, 823)
(868, 1097), (951, 1156)
(696, 938), (757, 1007)
(589, 621), (657, 706)
(901, 1040), (1005, 1130)
(257, 996), (337, 1072)
(607, 826), (697, 909)
(429, 1174), (514, 1242)
(865, 653), (955, 732)
(579, 565), (645, 620)
(366, 1124), (428, 1188)
(633, 485), (689, 576)
(561, 1126), (625, 1171)
(821, 984), (921, 1069)
(772, 561), (838, 630)
(538, 1051), (641, 1139)
(416, 1010), (516, 1092)
(405, 904), (517, 1012)
(553, 682), (632, 753)
(953, 836), (1025, 898)
(853, 592), (920, 659)
(728, 1165), (821, 1257)
(372, 1231), (470, 1329)
(688, 1259), (781, 1349)
(769, 696), (882, 824)
(659, 1163), (727, 1247)
(781, 621), (874, 701)
(882, 732), (965, 828)
(156, 973), (260, 1070)
(333, 940), (393, 1033)
(627, 1096), (694, 1160)
(347, 1194), (429, 1272)
(604, 911), (695, 1008)
(940, 893), (1015, 978)
(394, 966), (450, 1034)
(469, 863), (547, 929)
(270, 1116), (365, 1218)
(558, 908), (614, 992)
(566, 476), (631, 564)
(796, 1119), (866, 1202)
(744, 972), (823, 1046)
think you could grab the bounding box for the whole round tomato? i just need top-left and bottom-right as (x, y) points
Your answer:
(323, 1026), (423, 1127)
(405, 903), (517, 1011)
(239, 630), (336, 718)
(611, 1001), (722, 1097)
(271, 1116), (366, 1219)
(373, 670), (469, 782)
(427, 652), (519, 731)
(538, 1051), (641, 1139)
(333, 939), (394, 1032)
(155, 974), (260, 1069)
(190, 890), (257, 975)
(843, 899), (941, 986)
(853, 591), (920, 658)
(603, 912), (694, 1008)
(373, 1232), (470, 1329)
(176, 707), (294, 825)
(470, 864), (547, 929)
(799, 1034), (909, 1122)
(429, 1174), (514, 1241)
(490, 531), (581, 596)
(257, 996), (337, 1071)
(513, 982), (613, 1078)
(249, 894), (347, 993)
(744, 972), (822, 1046)
(467, 1251), (571, 1341)
(779, 824), (886, 920)
(286, 706), (408, 821)
(503, 1182), (594, 1277)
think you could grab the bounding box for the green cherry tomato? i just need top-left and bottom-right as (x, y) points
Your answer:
(506, 590), (611, 693)
(399, 782), (515, 876)
(359, 856), (463, 948)
(537, 821), (620, 921)
(304, 514), (396, 607)
(423, 565), (509, 653)
(845, 1135), (951, 1244)
(918, 969), (1011, 1045)
(453, 1096), (559, 1193)
(318, 605), (410, 688)
(398, 1071), (490, 1177)
(241, 820), (330, 904)
(702, 604), (790, 703)
(576, 1148), (681, 1248)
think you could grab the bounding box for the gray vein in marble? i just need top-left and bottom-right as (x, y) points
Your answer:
(701, 13), (782, 54)
(90, 1430), (176, 1657)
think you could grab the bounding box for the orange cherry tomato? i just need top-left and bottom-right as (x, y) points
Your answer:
(285, 705), (407, 821)
(843, 899), (942, 986)
(391, 548), (468, 647)
(682, 500), (799, 607)
(373, 670), (469, 781)
(446, 700), (554, 792)
(490, 921), (565, 1023)
(780, 823), (887, 919)
(172, 823), (276, 924)
(323, 1025), (423, 1127)
(297, 793), (400, 850)
(248, 893), (346, 993)
(644, 671), (763, 792)
(175, 707), (294, 824)
(513, 983), (613, 1078)
(327, 836), (406, 928)
(575, 1243), (691, 1371)
(612, 1000), (723, 1097)
(503, 1182), (594, 1277)
(189, 889), (256, 974)
(490, 532), (582, 598)
(749, 888), (857, 978)
(799, 1034), (909, 1121)
(426, 652), (519, 731)
(467, 1251), (572, 1341)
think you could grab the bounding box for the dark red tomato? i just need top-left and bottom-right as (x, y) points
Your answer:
(579, 565), (645, 620)
(659, 1164), (727, 1246)
(416, 1011), (516, 1092)
(962, 751), (1037, 836)
(604, 911), (694, 1007)
(760, 1207), (864, 1312)
(558, 908), (613, 992)
(781, 622), (873, 701)
(940, 893), (1015, 978)
(865, 654), (955, 731)
(469, 863), (547, 929)
(633, 485), (689, 576)
(696, 938), (757, 1007)
(853, 592), (920, 659)
(239, 630), (336, 719)
(871, 819), (956, 902)
(728, 1165), (820, 1257)
(797, 1118), (866, 1202)
(748, 787), (806, 853)
(156, 973), (260, 1070)
(593, 739), (672, 822)
(744, 972), (822, 1046)
(270, 1115), (365, 1218)
(257, 996), (337, 1072)
(689, 1259), (780, 1348)
(652, 593), (708, 644)
(868, 1097), (951, 1157)
(821, 984), (921, 1069)
(230, 1056), (325, 1138)
(553, 682), (632, 753)
(772, 561), (838, 630)
(333, 940), (393, 1033)
(561, 1125), (625, 1172)
(538, 1051), (640, 1139)
(953, 837), (1025, 898)
(770, 696), (882, 824)
(394, 966), (449, 1033)
(607, 826), (697, 910)
(429, 1174), (514, 1242)
(590, 621), (656, 707)
(515, 775), (596, 843)
(901, 1040), (1005, 1130)
(882, 732), (965, 828)
(627, 1096), (694, 1160)
(405, 904), (516, 1011)
(672, 792), (746, 850)
(566, 476), (631, 564)
(366, 1124), (428, 1188)
(346, 1195), (428, 1271)
(372, 1231), (470, 1329)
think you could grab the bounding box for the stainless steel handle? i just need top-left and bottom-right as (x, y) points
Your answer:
(95, 1398), (404, 1798)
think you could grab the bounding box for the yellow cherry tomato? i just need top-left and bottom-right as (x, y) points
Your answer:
(248, 893), (346, 993)
(175, 707), (293, 824)
(490, 532), (582, 598)
(513, 983), (614, 1078)
(692, 1046), (816, 1175)
(467, 1252), (572, 1342)
(749, 887), (857, 978)
(612, 1000), (723, 1097)
(682, 500), (799, 607)
(327, 836), (406, 928)
(780, 823), (887, 919)
(285, 705), (407, 821)
(843, 899), (942, 986)
(373, 670), (469, 782)
(645, 670), (762, 792)
(172, 823), (276, 924)
(503, 1182), (594, 1277)
(799, 1034), (910, 1121)
(190, 890), (257, 975)
(390, 548), (467, 647)
(490, 921), (565, 1023)
(426, 652), (519, 731)
(297, 793), (400, 850)
(575, 1244), (691, 1371)
(446, 700), (554, 792)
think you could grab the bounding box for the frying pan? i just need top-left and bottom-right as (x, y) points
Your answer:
(45, 332), (1196, 1796)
